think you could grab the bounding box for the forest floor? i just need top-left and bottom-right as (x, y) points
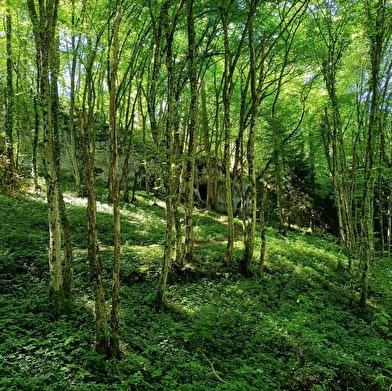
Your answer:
(0, 180), (391, 391)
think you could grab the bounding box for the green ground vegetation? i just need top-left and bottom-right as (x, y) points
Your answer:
(0, 183), (391, 391)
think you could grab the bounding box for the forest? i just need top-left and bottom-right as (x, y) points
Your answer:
(0, 0), (391, 389)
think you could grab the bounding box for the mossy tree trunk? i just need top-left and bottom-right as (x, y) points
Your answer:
(27, 0), (73, 313)
(78, 26), (109, 354)
(359, 0), (389, 307)
(51, 37), (74, 302)
(32, 87), (40, 192)
(201, 80), (216, 210)
(79, 112), (108, 356)
(145, 0), (167, 146)
(242, 1), (261, 275)
(68, 0), (82, 196)
(156, 0), (185, 306)
(221, 6), (235, 264)
(184, 0), (198, 263)
(258, 183), (268, 278)
(2, 4), (16, 194)
(220, 1), (251, 264)
(108, 6), (121, 359)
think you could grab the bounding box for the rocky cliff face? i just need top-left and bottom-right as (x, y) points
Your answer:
(13, 136), (243, 213)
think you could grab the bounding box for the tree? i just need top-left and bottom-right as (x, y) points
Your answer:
(309, 0), (357, 268)
(27, 0), (73, 312)
(156, 0), (186, 306)
(241, 0), (260, 275)
(2, 2), (16, 195)
(108, 4), (121, 359)
(183, 0), (198, 263)
(220, 0), (251, 264)
(76, 3), (110, 353)
(66, 0), (82, 195)
(359, 0), (392, 306)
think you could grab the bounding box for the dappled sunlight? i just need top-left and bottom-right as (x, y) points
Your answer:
(266, 234), (342, 274)
(122, 244), (163, 266)
(2, 189), (391, 390)
(63, 194), (88, 208)
(126, 208), (165, 227)
(154, 260), (385, 389)
(63, 193), (119, 215)
(25, 191), (47, 204)
(120, 202), (165, 224)
(75, 294), (96, 317)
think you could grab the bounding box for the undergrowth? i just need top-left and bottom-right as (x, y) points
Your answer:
(0, 184), (391, 390)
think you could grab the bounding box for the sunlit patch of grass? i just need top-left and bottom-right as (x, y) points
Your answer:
(63, 194), (88, 207)
(75, 294), (96, 316)
(265, 230), (343, 272)
(194, 242), (226, 263)
(122, 245), (163, 266)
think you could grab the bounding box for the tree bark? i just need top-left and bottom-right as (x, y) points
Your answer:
(51, 36), (74, 302)
(77, 21), (109, 353)
(108, 6), (122, 359)
(27, 0), (71, 313)
(184, 0), (198, 263)
(220, 1), (251, 263)
(79, 112), (108, 355)
(156, 0), (185, 306)
(242, 2), (260, 275)
(258, 183), (268, 278)
(32, 86), (40, 192)
(201, 79), (216, 210)
(359, 0), (387, 306)
(68, 0), (82, 195)
(2, 5), (16, 194)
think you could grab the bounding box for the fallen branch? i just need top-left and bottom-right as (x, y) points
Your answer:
(202, 351), (225, 383)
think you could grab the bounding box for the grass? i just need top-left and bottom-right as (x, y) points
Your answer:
(0, 182), (391, 390)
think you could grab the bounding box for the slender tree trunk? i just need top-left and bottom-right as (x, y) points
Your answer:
(324, 106), (356, 269)
(258, 183), (268, 278)
(201, 80), (215, 210)
(270, 47), (289, 237)
(174, 161), (185, 265)
(220, 2), (251, 263)
(120, 94), (137, 203)
(79, 112), (108, 355)
(45, 79), (65, 311)
(221, 8), (235, 264)
(236, 73), (248, 247)
(146, 0), (166, 146)
(242, 3), (259, 275)
(154, 0), (176, 306)
(27, 0), (70, 313)
(68, 2), (81, 195)
(32, 86), (40, 192)
(51, 38), (73, 302)
(77, 22), (109, 352)
(184, 0), (198, 263)
(359, 1), (383, 306)
(311, 1), (357, 271)
(3, 5), (16, 194)
(108, 6), (122, 359)
(156, 0), (185, 306)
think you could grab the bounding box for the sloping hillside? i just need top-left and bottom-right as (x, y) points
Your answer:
(0, 188), (391, 391)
